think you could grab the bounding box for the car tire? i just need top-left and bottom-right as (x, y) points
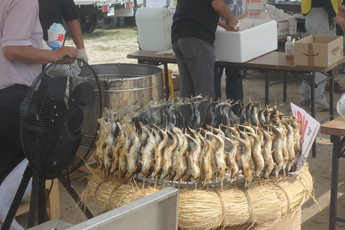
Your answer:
(98, 17), (118, 30)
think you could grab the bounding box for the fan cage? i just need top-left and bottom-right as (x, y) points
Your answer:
(20, 57), (103, 179)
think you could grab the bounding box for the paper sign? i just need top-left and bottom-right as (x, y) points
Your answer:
(290, 102), (320, 171)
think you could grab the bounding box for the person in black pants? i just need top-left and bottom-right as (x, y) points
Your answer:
(171, 0), (238, 123)
(0, 0), (77, 228)
(214, 0), (244, 115)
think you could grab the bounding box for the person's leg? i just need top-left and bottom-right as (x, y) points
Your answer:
(174, 37), (216, 123)
(0, 87), (27, 183)
(225, 67), (243, 114)
(0, 86), (29, 229)
(301, 7), (336, 108)
(175, 37), (216, 100)
(214, 66), (224, 100)
(172, 41), (194, 98)
(300, 80), (311, 105)
(314, 72), (329, 108)
(0, 158), (31, 230)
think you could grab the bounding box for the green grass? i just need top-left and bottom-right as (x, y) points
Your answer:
(82, 28), (137, 41)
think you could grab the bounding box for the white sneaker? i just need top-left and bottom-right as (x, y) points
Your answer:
(314, 105), (330, 112)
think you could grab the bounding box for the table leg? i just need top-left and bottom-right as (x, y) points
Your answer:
(310, 73), (315, 118)
(329, 71), (334, 120)
(265, 70), (269, 106)
(310, 73), (317, 158)
(329, 135), (341, 230)
(283, 72), (287, 102)
(163, 63), (170, 100)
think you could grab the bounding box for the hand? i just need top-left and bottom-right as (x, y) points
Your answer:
(226, 17), (239, 29)
(53, 46), (78, 61)
(77, 48), (89, 63)
(333, 15), (345, 31)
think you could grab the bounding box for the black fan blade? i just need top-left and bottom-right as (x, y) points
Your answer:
(68, 82), (95, 108)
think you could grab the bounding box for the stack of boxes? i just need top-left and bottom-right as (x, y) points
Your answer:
(245, 1), (297, 37)
(245, 0), (267, 19)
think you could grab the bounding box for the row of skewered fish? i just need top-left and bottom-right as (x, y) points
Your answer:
(100, 96), (285, 131)
(94, 98), (302, 188)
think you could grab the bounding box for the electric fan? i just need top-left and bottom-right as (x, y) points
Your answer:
(3, 57), (104, 229)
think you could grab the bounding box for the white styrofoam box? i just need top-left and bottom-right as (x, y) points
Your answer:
(277, 20), (288, 36)
(246, 0), (267, 10)
(145, 0), (169, 7)
(135, 7), (173, 51)
(215, 19), (277, 63)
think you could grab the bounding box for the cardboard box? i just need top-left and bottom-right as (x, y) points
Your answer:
(294, 35), (343, 67)
(246, 0), (267, 11)
(245, 10), (265, 18)
(277, 20), (288, 36)
(172, 74), (180, 91)
(215, 19), (277, 63)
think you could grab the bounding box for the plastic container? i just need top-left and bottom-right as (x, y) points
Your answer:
(288, 15), (297, 35)
(337, 93), (345, 120)
(135, 7), (173, 51)
(285, 36), (294, 60)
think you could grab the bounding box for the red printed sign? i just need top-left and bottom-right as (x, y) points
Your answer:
(290, 102), (320, 172)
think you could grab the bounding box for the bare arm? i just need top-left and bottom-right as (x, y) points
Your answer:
(333, 15), (345, 31)
(66, 19), (85, 49)
(212, 0), (238, 28)
(3, 46), (77, 64)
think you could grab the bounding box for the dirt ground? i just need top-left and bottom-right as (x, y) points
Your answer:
(16, 26), (345, 229)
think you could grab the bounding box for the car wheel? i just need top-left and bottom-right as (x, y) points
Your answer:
(98, 17), (118, 30)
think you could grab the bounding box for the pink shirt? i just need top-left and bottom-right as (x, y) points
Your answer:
(0, 0), (43, 89)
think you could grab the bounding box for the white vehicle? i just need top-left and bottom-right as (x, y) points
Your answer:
(73, 0), (142, 33)
(97, 0), (144, 30)
(73, 0), (112, 33)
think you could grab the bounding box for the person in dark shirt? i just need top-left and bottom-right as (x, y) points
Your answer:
(300, 0), (345, 111)
(214, 0), (244, 115)
(171, 0), (238, 123)
(0, 0), (77, 228)
(38, 0), (88, 62)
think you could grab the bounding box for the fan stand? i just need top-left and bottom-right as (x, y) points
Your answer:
(2, 163), (93, 230)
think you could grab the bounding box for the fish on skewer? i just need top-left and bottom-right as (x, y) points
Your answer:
(186, 130), (202, 181)
(203, 138), (215, 186)
(126, 129), (141, 178)
(270, 125), (285, 176)
(260, 127), (276, 178)
(209, 132), (227, 180)
(223, 136), (240, 180)
(173, 127), (189, 182)
(247, 132), (264, 180)
(151, 126), (169, 179)
(237, 130), (254, 188)
(161, 130), (178, 179)
(110, 121), (126, 173)
(140, 127), (157, 178)
(283, 120), (298, 171)
(291, 118), (302, 156)
(250, 102), (260, 126)
(118, 124), (132, 177)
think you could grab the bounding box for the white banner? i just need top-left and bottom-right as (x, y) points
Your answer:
(290, 102), (321, 171)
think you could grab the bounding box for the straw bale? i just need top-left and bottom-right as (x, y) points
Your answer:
(82, 164), (314, 230)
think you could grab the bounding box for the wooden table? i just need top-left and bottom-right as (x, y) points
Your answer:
(127, 50), (344, 157)
(321, 117), (345, 229)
